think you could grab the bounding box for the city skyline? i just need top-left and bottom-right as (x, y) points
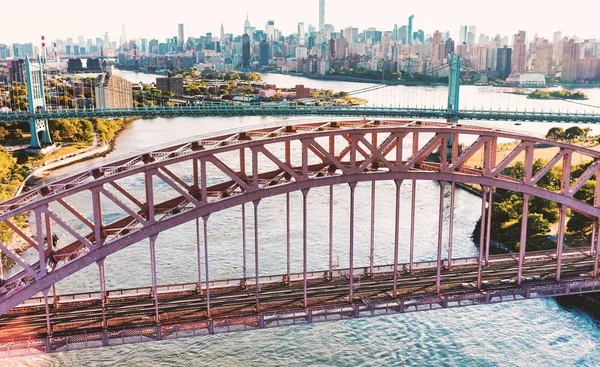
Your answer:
(2, 0), (600, 44)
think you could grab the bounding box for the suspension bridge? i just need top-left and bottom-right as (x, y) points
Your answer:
(4, 55), (600, 149)
(1, 119), (600, 357)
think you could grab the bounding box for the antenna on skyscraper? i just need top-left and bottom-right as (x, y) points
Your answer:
(53, 42), (58, 70)
(41, 36), (47, 64)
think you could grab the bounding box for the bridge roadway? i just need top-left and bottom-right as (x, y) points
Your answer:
(0, 248), (599, 356)
(2, 104), (600, 123)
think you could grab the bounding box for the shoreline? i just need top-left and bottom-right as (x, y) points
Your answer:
(2, 119), (133, 273)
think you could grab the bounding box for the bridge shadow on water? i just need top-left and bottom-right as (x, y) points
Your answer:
(556, 294), (600, 326)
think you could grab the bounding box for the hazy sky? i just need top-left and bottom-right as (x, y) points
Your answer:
(2, 0), (599, 44)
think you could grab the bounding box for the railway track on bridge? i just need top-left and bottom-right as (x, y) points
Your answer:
(0, 251), (597, 352)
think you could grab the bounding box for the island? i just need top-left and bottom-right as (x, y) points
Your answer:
(527, 89), (588, 100)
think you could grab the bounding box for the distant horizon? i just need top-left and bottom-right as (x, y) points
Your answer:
(2, 0), (599, 45)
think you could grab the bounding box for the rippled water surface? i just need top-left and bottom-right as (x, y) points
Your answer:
(6, 74), (600, 366)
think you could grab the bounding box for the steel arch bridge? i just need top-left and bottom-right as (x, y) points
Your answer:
(1, 119), (600, 356)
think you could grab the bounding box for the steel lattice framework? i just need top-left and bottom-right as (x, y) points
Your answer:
(1, 118), (600, 321)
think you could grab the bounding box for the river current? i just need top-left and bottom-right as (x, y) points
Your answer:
(7, 72), (600, 366)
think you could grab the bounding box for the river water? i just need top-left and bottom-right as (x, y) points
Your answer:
(7, 72), (600, 366)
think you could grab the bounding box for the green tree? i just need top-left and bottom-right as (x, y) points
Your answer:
(564, 126), (585, 142)
(0, 126), (9, 141)
(0, 147), (15, 182)
(545, 127), (564, 141)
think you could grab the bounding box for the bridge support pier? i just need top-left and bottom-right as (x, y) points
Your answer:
(517, 195), (530, 286)
(102, 330), (108, 346)
(25, 56), (53, 149)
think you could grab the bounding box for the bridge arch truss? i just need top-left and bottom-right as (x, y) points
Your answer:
(1, 119), (600, 342)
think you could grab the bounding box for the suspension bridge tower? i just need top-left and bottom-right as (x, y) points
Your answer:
(24, 56), (52, 149)
(447, 54), (461, 123)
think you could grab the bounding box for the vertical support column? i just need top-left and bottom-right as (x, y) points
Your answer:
(192, 158), (199, 190)
(556, 205), (567, 282)
(253, 199), (261, 310)
(447, 182), (456, 270)
(436, 182), (445, 294)
(517, 194), (530, 285)
(242, 203), (247, 283)
(34, 209), (47, 277)
(0, 247), (3, 286)
(370, 132), (377, 277)
(145, 172), (155, 223)
(203, 215), (211, 318)
(409, 180), (416, 272)
(485, 188), (493, 266)
(91, 188), (103, 246)
(302, 189), (309, 308)
(200, 159), (207, 206)
(477, 186), (488, 289)
(196, 218), (202, 292)
(348, 182), (357, 303)
(44, 212), (53, 252)
(591, 220), (597, 257)
(43, 289), (52, 338)
(286, 193), (291, 284)
(393, 180), (402, 297)
(239, 147), (246, 178)
(328, 185), (334, 280)
(369, 181), (376, 276)
(149, 234), (160, 324)
(97, 259), (107, 329)
(594, 221), (600, 277)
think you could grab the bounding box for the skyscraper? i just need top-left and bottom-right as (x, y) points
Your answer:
(121, 25), (127, 47)
(319, 0), (325, 44)
(178, 24), (184, 48)
(511, 39), (526, 75)
(242, 33), (250, 68)
(265, 20), (275, 41)
(407, 15), (414, 45)
(562, 39), (581, 81)
(535, 42), (553, 76)
(298, 22), (305, 46)
(459, 26), (468, 44)
(497, 46), (512, 79)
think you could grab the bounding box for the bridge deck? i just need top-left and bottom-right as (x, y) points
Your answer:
(2, 105), (600, 124)
(0, 249), (599, 357)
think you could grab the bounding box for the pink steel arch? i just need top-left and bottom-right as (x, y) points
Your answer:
(1, 119), (600, 317)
